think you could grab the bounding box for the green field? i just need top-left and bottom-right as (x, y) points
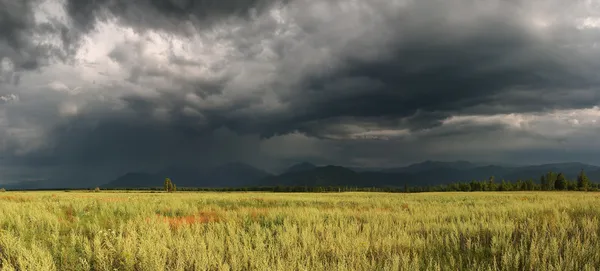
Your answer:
(0, 191), (599, 270)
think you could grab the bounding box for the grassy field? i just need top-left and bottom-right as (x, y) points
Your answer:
(0, 191), (599, 270)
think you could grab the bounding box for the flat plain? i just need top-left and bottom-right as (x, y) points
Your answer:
(0, 191), (599, 270)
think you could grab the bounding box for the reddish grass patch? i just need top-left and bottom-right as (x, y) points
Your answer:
(196, 211), (221, 223)
(62, 205), (76, 222)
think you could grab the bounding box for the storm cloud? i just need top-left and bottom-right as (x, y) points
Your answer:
(2, 0), (600, 185)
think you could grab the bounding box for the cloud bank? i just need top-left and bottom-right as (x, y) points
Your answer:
(2, 0), (600, 185)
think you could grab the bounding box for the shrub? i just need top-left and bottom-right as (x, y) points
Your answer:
(94, 187), (101, 192)
(0, 188), (6, 192)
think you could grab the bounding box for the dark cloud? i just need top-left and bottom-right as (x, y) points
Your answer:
(0, 0), (80, 72)
(3, 0), (600, 185)
(99, 0), (600, 139)
(65, 0), (288, 35)
(272, 15), (598, 137)
(0, 0), (38, 69)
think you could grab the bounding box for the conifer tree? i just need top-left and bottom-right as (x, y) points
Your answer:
(555, 173), (567, 190)
(577, 169), (590, 191)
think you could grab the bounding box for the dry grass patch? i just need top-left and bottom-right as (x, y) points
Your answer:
(0, 195), (33, 202)
(150, 211), (223, 230)
(0, 191), (599, 270)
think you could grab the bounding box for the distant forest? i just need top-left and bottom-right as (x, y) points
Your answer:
(121, 169), (598, 193)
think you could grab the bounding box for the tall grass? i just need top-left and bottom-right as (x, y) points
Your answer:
(0, 191), (599, 270)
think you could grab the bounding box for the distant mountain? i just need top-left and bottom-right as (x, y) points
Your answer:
(264, 165), (367, 187)
(103, 172), (164, 188)
(264, 165), (466, 187)
(3, 178), (97, 190)
(383, 160), (482, 173)
(102, 162), (271, 188)
(261, 162), (600, 188)
(284, 162), (317, 173)
(204, 162), (271, 187)
(104, 172), (158, 188)
(4, 160), (600, 190)
(503, 162), (600, 181)
(29, 160), (600, 190)
(585, 169), (600, 181)
(348, 167), (390, 172)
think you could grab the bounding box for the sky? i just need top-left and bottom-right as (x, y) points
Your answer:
(2, 0), (600, 185)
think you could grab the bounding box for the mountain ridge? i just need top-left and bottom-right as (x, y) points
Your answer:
(5, 161), (600, 189)
(284, 162), (318, 174)
(103, 161), (600, 189)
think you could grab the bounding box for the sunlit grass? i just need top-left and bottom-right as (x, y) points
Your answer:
(0, 191), (599, 270)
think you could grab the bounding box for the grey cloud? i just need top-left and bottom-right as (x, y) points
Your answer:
(0, 0), (81, 72)
(106, 0), (600, 139)
(69, 0), (600, 131)
(5, 0), (600, 185)
(65, 0), (289, 36)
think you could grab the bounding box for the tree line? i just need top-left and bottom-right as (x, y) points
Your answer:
(160, 169), (598, 193)
(407, 170), (597, 192)
(2, 170), (596, 193)
(148, 169), (598, 193)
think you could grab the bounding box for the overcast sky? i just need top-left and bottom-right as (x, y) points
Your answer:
(2, 0), (600, 184)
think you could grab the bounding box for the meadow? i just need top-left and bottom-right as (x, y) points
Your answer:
(0, 191), (599, 271)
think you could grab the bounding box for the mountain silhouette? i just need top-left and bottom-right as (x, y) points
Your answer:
(102, 162), (270, 188)
(264, 165), (366, 187)
(6, 160), (600, 189)
(85, 161), (600, 189)
(284, 162), (318, 174)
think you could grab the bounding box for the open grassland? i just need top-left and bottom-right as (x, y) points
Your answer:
(0, 191), (599, 271)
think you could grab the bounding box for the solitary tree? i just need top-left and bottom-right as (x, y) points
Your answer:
(164, 178), (173, 192)
(0, 188), (5, 192)
(577, 169), (590, 191)
(555, 173), (567, 190)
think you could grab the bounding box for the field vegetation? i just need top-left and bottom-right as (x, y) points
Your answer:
(0, 191), (599, 270)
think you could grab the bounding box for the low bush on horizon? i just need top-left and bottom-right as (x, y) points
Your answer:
(0, 191), (599, 270)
